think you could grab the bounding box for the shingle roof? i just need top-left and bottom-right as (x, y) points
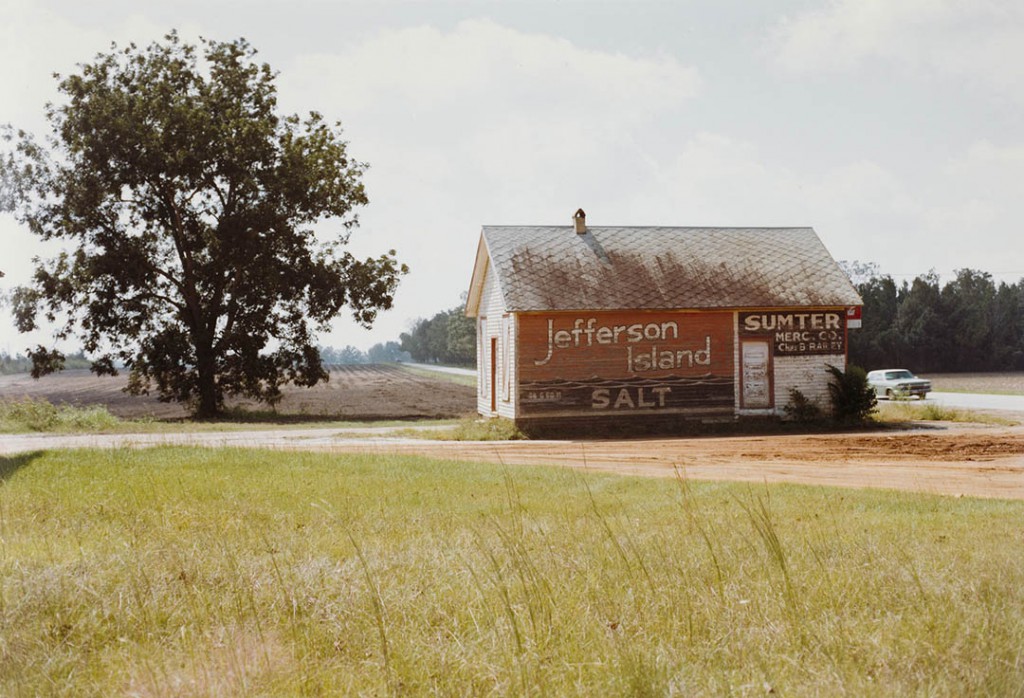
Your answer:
(471, 226), (862, 314)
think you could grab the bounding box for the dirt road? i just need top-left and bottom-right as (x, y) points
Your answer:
(4, 423), (1023, 500)
(4, 366), (1023, 499)
(318, 425), (1024, 500)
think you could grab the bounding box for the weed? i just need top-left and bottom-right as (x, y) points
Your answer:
(423, 416), (526, 441)
(876, 401), (1017, 426)
(783, 388), (824, 423)
(827, 364), (878, 425)
(0, 397), (122, 432)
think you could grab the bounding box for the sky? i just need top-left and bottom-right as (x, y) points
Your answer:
(1, 0), (1023, 356)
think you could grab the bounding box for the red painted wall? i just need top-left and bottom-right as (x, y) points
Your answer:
(517, 311), (735, 418)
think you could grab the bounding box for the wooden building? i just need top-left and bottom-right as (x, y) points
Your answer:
(465, 210), (863, 430)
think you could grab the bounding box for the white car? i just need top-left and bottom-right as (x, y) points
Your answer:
(867, 369), (932, 400)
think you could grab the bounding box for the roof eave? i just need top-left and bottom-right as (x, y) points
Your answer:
(464, 233), (490, 318)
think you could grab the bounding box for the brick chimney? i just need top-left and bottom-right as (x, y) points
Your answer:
(573, 208), (587, 234)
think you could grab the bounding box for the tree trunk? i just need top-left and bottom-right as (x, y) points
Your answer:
(194, 344), (220, 419)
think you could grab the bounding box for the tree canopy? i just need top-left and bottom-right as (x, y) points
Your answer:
(847, 266), (1024, 373)
(2, 32), (407, 416)
(399, 298), (476, 366)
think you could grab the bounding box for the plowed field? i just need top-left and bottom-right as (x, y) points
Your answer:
(0, 364), (475, 420)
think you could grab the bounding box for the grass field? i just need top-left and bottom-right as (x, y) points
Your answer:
(2, 448), (1022, 696)
(0, 397), (460, 435)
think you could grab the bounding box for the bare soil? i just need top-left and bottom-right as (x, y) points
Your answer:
(0, 364), (476, 421)
(319, 425), (1024, 500)
(928, 372), (1024, 395)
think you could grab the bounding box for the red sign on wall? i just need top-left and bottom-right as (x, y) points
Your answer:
(517, 311), (735, 417)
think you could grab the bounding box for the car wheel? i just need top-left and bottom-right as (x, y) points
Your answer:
(885, 389), (892, 399)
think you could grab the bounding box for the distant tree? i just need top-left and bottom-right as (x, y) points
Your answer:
(445, 307), (476, 365)
(991, 281), (1024, 370)
(0, 351), (32, 375)
(338, 345), (368, 364)
(318, 345), (340, 365)
(424, 312), (451, 363)
(893, 273), (945, 372)
(318, 344), (371, 365)
(848, 273), (899, 369)
(942, 269), (995, 372)
(398, 299), (477, 366)
(399, 319), (430, 362)
(2, 33), (406, 417)
(1, 349), (91, 375)
(367, 341), (410, 363)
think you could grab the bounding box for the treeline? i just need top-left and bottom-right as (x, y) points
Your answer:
(1, 350), (92, 375)
(319, 341), (411, 365)
(849, 266), (1024, 373)
(399, 301), (476, 366)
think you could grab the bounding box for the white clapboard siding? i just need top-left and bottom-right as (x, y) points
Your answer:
(773, 354), (847, 416)
(476, 266), (516, 418)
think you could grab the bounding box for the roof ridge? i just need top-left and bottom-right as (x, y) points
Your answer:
(480, 225), (815, 230)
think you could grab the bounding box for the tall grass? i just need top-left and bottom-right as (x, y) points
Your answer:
(1, 447), (1022, 695)
(415, 416), (526, 441)
(0, 397), (123, 432)
(876, 400), (1017, 425)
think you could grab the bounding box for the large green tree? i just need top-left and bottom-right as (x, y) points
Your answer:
(2, 32), (407, 417)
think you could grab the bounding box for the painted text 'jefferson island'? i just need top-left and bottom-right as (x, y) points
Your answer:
(534, 317), (711, 372)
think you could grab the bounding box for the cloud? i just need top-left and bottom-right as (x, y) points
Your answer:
(768, 0), (1024, 100)
(624, 130), (1024, 282)
(281, 19), (700, 187)
(626, 132), (910, 226)
(925, 140), (1024, 241)
(286, 19), (700, 116)
(0, 0), (201, 133)
(276, 19), (703, 344)
(3, 6), (1019, 355)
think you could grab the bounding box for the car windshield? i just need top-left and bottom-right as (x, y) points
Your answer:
(885, 370), (914, 380)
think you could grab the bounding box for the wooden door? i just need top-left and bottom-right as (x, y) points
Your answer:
(740, 340), (772, 409)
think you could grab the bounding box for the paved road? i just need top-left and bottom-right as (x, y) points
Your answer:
(919, 392), (1024, 412)
(404, 362), (476, 377)
(0, 425), (447, 456)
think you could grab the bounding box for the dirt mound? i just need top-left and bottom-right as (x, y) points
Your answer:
(311, 426), (1024, 499)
